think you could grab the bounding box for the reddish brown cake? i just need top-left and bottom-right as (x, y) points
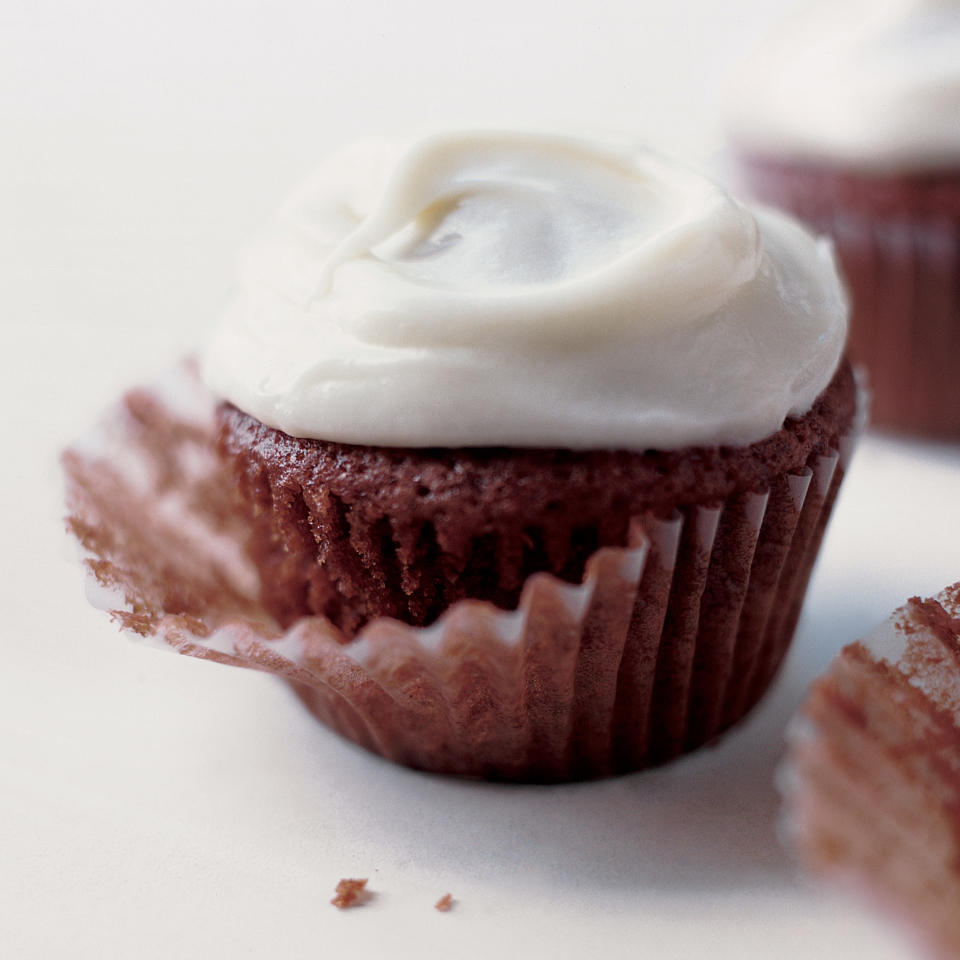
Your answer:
(218, 362), (856, 637)
(785, 583), (960, 960)
(737, 157), (960, 438)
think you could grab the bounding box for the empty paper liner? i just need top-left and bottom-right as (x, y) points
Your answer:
(782, 584), (960, 960)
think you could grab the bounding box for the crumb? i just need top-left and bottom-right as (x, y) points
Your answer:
(434, 893), (454, 912)
(331, 878), (370, 909)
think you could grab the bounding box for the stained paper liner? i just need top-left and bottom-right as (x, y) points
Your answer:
(64, 363), (859, 782)
(782, 584), (960, 960)
(738, 157), (960, 438)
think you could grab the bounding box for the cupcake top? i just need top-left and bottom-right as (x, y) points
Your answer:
(727, 0), (960, 172)
(203, 131), (847, 450)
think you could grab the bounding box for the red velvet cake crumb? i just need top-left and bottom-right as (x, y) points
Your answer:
(331, 878), (370, 909)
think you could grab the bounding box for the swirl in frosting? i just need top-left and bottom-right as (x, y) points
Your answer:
(727, 0), (960, 170)
(203, 131), (847, 450)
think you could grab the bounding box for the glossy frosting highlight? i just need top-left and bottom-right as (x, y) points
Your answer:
(203, 131), (847, 450)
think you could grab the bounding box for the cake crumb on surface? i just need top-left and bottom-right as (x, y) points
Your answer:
(331, 878), (370, 909)
(434, 893), (454, 912)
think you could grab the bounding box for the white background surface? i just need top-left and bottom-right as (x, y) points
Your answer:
(3, 2), (960, 958)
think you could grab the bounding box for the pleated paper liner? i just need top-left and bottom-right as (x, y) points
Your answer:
(64, 363), (858, 782)
(782, 584), (960, 960)
(737, 156), (960, 438)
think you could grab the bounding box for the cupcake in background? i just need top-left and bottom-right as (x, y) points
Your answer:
(727, 0), (960, 438)
(66, 132), (859, 782)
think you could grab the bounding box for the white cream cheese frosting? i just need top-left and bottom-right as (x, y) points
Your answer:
(202, 131), (847, 450)
(727, 0), (960, 171)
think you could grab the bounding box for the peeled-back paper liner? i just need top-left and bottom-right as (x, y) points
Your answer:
(64, 362), (859, 782)
(780, 584), (960, 959)
(739, 157), (960, 437)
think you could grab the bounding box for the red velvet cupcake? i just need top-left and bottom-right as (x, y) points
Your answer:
(728, 1), (960, 437)
(65, 132), (859, 781)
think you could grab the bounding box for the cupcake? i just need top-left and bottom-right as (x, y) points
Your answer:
(727, 0), (960, 437)
(66, 131), (858, 782)
(784, 582), (960, 959)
